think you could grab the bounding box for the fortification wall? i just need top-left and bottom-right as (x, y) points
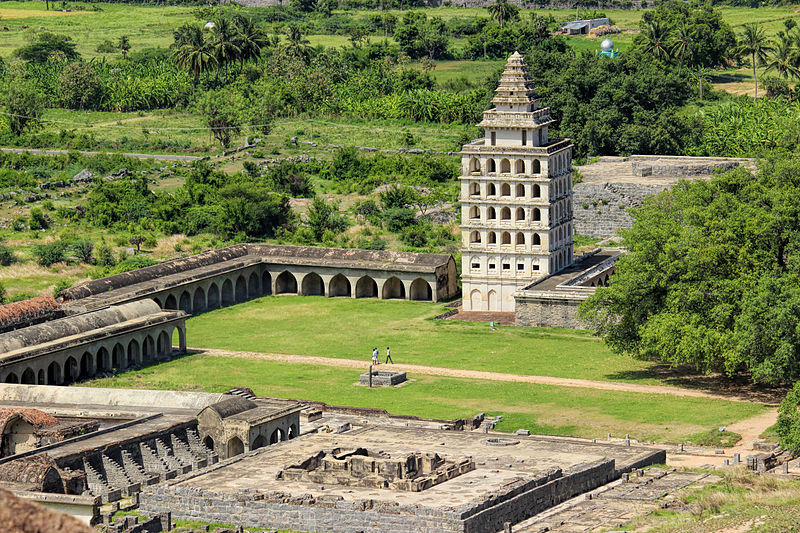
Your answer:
(515, 294), (587, 329)
(573, 183), (668, 239)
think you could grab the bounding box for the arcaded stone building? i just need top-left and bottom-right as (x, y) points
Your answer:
(460, 52), (574, 312)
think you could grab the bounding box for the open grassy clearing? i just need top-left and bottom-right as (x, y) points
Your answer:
(189, 296), (669, 385)
(85, 353), (766, 442)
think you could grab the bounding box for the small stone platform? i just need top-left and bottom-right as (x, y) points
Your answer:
(359, 370), (407, 387)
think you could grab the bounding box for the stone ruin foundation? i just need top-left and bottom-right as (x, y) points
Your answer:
(359, 370), (407, 387)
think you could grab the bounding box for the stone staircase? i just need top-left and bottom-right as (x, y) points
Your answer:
(121, 448), (159, 486)
(228, 387), (256, 400)
(140, 441), (177, 481)
(155, 437), (191, 474)
(186, 428), (219, 464)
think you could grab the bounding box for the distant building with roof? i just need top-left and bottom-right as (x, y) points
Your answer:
(560, 18), (610, 35)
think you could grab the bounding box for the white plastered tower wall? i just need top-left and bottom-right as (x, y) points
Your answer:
(460, 52), (574, 312)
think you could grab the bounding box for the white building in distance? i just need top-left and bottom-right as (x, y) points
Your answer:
(459, 51), (574, 313)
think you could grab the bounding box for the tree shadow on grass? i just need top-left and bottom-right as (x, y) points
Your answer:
(606, 365), (787, 405)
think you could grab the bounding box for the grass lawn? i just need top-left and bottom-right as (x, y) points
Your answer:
(188, 296), (663, 384)
(86, 353), (767, 442)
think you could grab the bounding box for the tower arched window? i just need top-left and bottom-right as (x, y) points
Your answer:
(500, 159), (511, 174)
(470, 231), (481, 243)
(516, 232), (525, 245)
(487, 159), (496, 173)
(500, 183), (511, 197)
(469, 158), (481, 173)
(469, 206), (480, 219)
(501, 232), (511, 245)
(488, 183), (497, 196)
(516, 184), (525, 197)
(515, 159), (525, 174)
(533, 234), (541, 246)
(469, 182), (480, 196)
(487, 207), (496, 220)
(532, 208), (541, 221)
(500, 207), (511, 220)
(516, 208), (525, 221)
(532, 184), (541, 198)
(488, 231), (497, 244)
(532, 159), (541, 174)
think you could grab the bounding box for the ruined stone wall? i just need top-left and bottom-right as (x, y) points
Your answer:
(139, 460), (616, 533)
(515, 295), (587, 329)
(573, 183), (668, 239)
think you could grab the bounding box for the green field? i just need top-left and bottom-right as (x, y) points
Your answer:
(87, 352), (766, 442)
(187, 295), (659, 383)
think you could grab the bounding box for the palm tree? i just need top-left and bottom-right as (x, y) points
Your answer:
(689, 66), (711, 100)
(671, 23), (692, 76)
(173, 41), (219, 87)
(283, 24), (311, 60)
(639, 20), (671, 62)
(487, 0), (519, 29)
(765, 32), (800, 80)
(210, 17), (242, 81)
(232, 15), (269, 67)
(733, 23), (774, 100)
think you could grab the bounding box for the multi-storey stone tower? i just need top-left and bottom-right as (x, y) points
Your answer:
(460, 52), (574, 312)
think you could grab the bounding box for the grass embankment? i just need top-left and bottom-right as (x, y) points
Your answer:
(624, 467), (800, 532)
(88, 353), (766, 442)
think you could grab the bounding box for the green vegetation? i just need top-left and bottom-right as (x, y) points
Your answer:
(86, 353), (766, 442)
(776, 381), (800, 453)
(686, 428), (742, 447)
(581, 157), (800, 385)
(187, 295), (657, 382)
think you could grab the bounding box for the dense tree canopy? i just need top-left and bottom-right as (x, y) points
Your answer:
(580, 157), (800, 385)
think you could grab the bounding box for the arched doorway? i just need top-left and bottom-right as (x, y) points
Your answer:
(275, 271), (297, 294)
(228, 436), (244, 457)
(112, 344), (126, 370)
(235, 275), (247, 303)
(470, 289), (482, 311)
(288, 424), (297, 440)
(202, 435), (215, 451)
(80, 352), (92, 379)
(222, 279), (234, 306)
(409, 278), (432, 301)
(207, 284), (220, 310)
(5, 373), (18, 383)
(37, 369), (45, 384)
(64, 357), (78, 384)
(355, 276), (378, 298)
(143, 336), (155, 362)
(21, 368), (35, 384)
(193, 287), (206, 314)
(164, 294), (177, 310)
(248, 272), (259, 299)
(47, 361), (61, 385)
(270, 428), (284, 444)
(262, 271), (272, 296)
(96, 347), (109, 373)
(488, 290), (499, 311)
(158, 331), (170, 357)
(328, 274), (351, 297)
(179, 291), (191, 314)
(252, 435), (267, 450)
(127, 340), (140, 367)
(301, 273), (324, 296)
(382, 277), (405, 300)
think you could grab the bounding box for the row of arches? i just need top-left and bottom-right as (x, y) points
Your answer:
(202, 424), (298, 459)
(468, 158), (542, 176)
(468, 206), (542, 223)
(551, 247), (572, 273)
(469, 231), (542, 247)
(1, 325), (183, 386)
(468, 182), (543, 200)
(153, 268), (436, 315)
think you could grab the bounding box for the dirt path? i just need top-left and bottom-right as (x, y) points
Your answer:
(195, 348), (772, 404)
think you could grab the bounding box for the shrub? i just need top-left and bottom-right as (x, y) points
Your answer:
(382, 207), (416, 232)
(60, 62), (104, 110)
(95, 243), (116, 267)
(29, 208), (50, 230)
(52, 278), (72, 297)
(71, 239), (95, 264)
(33, 241), (67, 266)
(0, 246), (17, 267)
(777, 382), (800, 454)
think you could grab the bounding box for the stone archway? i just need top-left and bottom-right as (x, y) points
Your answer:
(164, 294), (177, 310)
(252, 435), (267, 450)
(128, 339), (140, 367)
(112, 343), (126, 370)
(301, 273), (324, 296)
(270, 428), (284, 444)
(228, 436), (244, 457)
(355, 276), (378, 298)
(207, 283), (220, 310)
(262, 271), (272, 296)
(64, 357), (78, 384)
(5, 373), (18, 384)
(80, 352), (93, 379)
(235, 275), (247, 303)
(248, 272), (259, 299)
(382, 277), (405, 300)
(179, 291), (192, 314)
(328, 274), (351, 297)
(470, 289), (482, 311)
(21, 368), (35, 384)
(143, 336), (155, 362)
(37, 369), (45, 385)
(276, 271), (297, 294)
(203, 435), (215, 452)
(409, 278), (432, 301)
(193, 286), (206, 314)
(96, 347), (110, 373)
(288, 424), (298, 440)
(158, 331), (171, 357)
(222, 279), (234, 306)
(488, 290), (499, 311)
(47, 361), (62, 385)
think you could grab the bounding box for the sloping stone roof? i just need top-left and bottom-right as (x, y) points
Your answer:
(0, 300), (161, 354)
(59, 245), (250, 301)
(0, 409), (57, 435)
(0, 297), (62, 334)
(248, 244), (452, 271)
(0, 487), (93, 533)
(207, 397), (258, 419)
